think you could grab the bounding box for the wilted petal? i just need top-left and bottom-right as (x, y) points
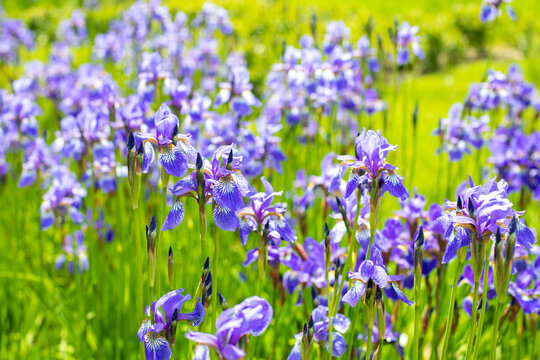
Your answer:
(162, 200), (185, 231)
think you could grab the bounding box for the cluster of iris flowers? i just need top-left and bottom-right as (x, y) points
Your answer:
(0, 1), (538, 360)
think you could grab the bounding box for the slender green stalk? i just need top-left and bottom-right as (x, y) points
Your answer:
(212, 221), (220, 334)
(441, 259), (466, 360)
(365, 306), (376, 360)
(465, 243), (486, 360)
(473, 242), (492, 360)
(156, 169), (169, 297)
(489, 300), (502, 360)
(377, 303), (385, 360)
(413, 258), (422, 360)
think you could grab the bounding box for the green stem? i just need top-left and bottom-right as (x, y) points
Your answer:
(414, 260), (422, 360)
(212, 221), (220, 334)
(489, 300), (502, 360)
(441, 260), (465, 360)
(473, 242), (492, 360)
(377, 304), (385, 360)
(466, 241), (486, 360)
(366, 307), (376, 360)
(325, 250), (333, 359)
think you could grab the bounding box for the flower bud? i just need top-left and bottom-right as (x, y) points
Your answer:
(168, 246), (174, 290)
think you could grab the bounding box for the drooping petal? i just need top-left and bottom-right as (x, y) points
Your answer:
(178, 297), (205, 326)
(221, 344), (246, 360)
(40, 211), (55, 230)
(18, 169), (36, 187)
(185, 331), (220, 349)
(381, 172), (409, 201)
(516, 221), (535, 250)
(159, 145), (188, 178)
(144, 332), (172, 360)
(342, 281), (366, 307)
(332, 313), (351, 333)
(388, 283), (413, 305)
(162, 200), (185, 231)
(480, 4), (497, 22)
(275, 216), (296, 243)
(325, 333), (348, 357)
(138, 318), (152, 342)
(213, 205), (239, 231)
(344, 169), (362, 198)
(213, 174), (245, 211)
(193, 345), (210, 360)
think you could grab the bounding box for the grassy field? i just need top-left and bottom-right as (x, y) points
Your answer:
(1, 1), (539, 359)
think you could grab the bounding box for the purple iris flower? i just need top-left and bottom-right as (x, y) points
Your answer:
(138, 104), (190, 178)
(342, 248), (413, 307)
(338, 128), (408, 201)
(40, 166), (87, 231)
(489, 126), (540, 200)
(395, 21), (424, 65)
(433, 103), (489, 162)
(441, 177), (535, 263)
(165, 146), (249, 232)
(213, 65), (261, 117)
(139, 288), (204, 360)
(480, 0), (516, 22)
(93, 140), (117, 193)
(287, 305), (350, 359)
(186, 296), (272, 360)
(18, 137), (58, 188)
(237, 177), (296, 246)
(55, 230), (89, 273)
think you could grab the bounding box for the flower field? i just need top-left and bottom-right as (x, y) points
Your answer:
(0, 0), (539, 359)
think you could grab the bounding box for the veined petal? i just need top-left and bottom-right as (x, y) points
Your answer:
(185, 331), (220, 349)
(382, 172), (409, 201)
(159, 145), (188, 178)
(371, 265), (389, 289)
(516, 221), (535, 250)
(213, 205), (239, 231)
(162, 200), (185, 231)
(344, 169), (362, 198)
(213, 174), (245, 211)
(144, 332), (172, 360)
(342, 281), (365, 307)
(388, 283), (413, 305)
(138, 318), (152, 342)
